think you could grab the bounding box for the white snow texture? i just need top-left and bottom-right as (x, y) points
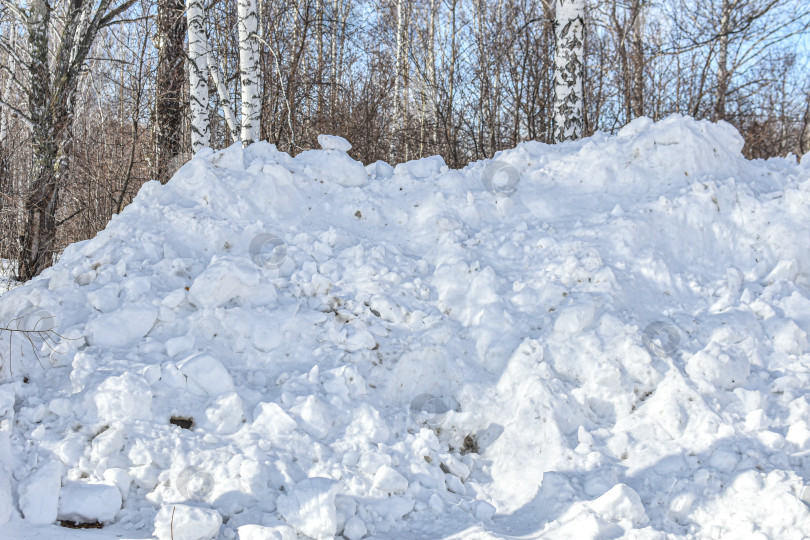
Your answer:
(2, 116), (810, 539)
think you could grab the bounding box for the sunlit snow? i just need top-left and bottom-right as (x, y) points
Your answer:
(1, 116), (810, 539)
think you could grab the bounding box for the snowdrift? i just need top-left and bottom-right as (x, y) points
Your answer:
(1, 116), (810, 539)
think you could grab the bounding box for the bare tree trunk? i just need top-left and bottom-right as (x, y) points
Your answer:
(446, 0), (459, 165)
(155, 0), (186, 182)
(541, 0), (555, 141)
(553, 0), (585, 142)
(330, 0), (339, 121)
(801, 94), (810, 156)
(208, 54), (239, 143)
(335, 0), (351, 133)
(629, 0), (644, 118)
(238, 0), (261, 145)
(19, 0), (137, 279)
(428, 0), (438, 149)
(391, 0), (403, 162)
(474, 0), (486, 157)
(19, 0), (54, 280)
(317, 0), (325, 118)
(0, 41), (13, 193)
(714, 0), (731, 121)
(187, 0), (210, 153)
(610, 0), (642, 124)
(401, 2), (411, 161)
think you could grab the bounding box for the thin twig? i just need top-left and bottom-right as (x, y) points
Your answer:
(0, 97), (32, 128)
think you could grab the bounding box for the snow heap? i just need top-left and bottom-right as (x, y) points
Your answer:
(1, 116), (810, 539)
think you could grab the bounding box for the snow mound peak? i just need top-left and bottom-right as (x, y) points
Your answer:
(317, 134), (352, 152)
(2, 115), (810, 538)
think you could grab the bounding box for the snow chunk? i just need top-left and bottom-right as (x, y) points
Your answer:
(366, 160), (394, 179)
(589, 484), (649, 526)
(85, 305), (157, 348)
(187, 257), (260, 309)
(87, 283), (120, 313)
(373, 495), (414, 523)
(0, 384), (14, 428)
(343, 320), (376, 351)
(203, 392), (244, 434)
(237, 523), (297, 540)
(554, 303), (596, 335)
(169, 153), (212, 191)
(440, 455), (470, 480)
(19, 461), (62, 525)
(103, 469), (131, 499)
(177, 353), (235, 396)
(94, 373), (152, 421)
(211, 143), (245, 171)
(343, 516), (367, 540)
(294, 149), (367, 187)
(317, 134), (352, 152)
(344, 404), (389, 444)
(0, 466), (11, 525)
(166, 335), (194, 358)
(0, 433), (12, 525)
(765, 259), (799, 283)
(58, 482), (121, 524)
(446, 475), (466, 495)
(394, 155), (446, 178)
(154, 504), (222, 540)
(252, 402), (298, 439)
(372, 466), (408, 494)
(786, 421), (810, 449)
(277, 477), (340, 540)
(617, 116), (654, 137)
(686, 348), (749, 390)
(292, 395), (333, 439)
(772, 320), (809, 355)
(474, 500), (496, 521)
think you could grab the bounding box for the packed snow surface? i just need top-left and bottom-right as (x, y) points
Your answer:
(2, 116), (810, 539)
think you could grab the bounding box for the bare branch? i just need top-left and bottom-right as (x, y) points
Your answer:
(0, 0), (26, 22)
(99, 0), (141, 29)
(0, 37), (28, 71)
(0, 96), (32, 128)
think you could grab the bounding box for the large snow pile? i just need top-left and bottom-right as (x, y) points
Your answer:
(1, 115), (810, 539)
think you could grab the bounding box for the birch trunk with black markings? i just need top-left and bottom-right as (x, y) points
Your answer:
(553, 0), (585, 142)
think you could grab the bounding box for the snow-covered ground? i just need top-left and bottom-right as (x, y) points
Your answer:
(1, 116), (810, 539)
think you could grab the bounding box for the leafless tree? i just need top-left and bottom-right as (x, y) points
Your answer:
(554, 0), (585, 141)
(155, 0), (187, 182)
(0, 0), (139, 280)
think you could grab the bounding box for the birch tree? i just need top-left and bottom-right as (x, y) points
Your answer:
(552, 0), (585, 142)
(208, 53), (239, 144)
(187, 0), (210, 153)
(237, 0), (260, 145)
(390, 0), (405, 161)
(0, 0), (138, 280)
(713, 0), (731, 121)
(0, 35), (15, 185)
